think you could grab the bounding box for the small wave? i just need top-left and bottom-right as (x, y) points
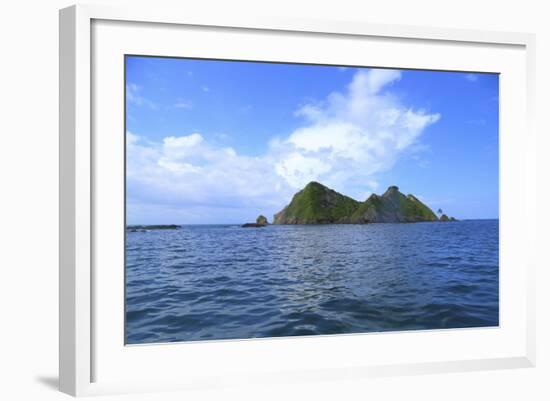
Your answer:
(125, 221), (499, 344)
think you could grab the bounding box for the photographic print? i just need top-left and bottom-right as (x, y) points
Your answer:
(125, 56), (499, 344)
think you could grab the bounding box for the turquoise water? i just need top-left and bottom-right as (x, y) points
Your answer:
(125, 220), (498, 344)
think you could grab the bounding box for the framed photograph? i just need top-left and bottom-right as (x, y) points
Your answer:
(59, 4), (536, 396)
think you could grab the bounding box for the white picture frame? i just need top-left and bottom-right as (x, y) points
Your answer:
(59, 3), (536, 397)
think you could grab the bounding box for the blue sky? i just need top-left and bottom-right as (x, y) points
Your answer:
(126, 56), (499, 224)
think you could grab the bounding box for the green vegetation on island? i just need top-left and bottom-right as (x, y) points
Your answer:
(350, 186), (438, 223)
(273, 182), (360, 224)
(271, 182), (456, 225)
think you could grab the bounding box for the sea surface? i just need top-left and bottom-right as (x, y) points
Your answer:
(125, 220), (499, 344)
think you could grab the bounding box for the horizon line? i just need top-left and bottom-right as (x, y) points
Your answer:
(126, 218), (500, 226)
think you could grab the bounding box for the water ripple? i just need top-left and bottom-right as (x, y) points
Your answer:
(126, 220), (499, 344)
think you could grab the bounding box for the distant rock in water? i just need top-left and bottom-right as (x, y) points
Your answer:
(273, 182), (440, 224)
(242, 215), (269, 228)
(439, 214), (458, 222)
(127, 224), (181, 231)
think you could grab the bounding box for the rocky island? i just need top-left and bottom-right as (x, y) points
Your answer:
(127, 224), (182, 232)
(242, 215), (269, 228)
(271, 182), (456, 224)
(127, 224), (181, 230)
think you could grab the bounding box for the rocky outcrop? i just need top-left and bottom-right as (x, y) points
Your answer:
(242, 215), (269, 228)
(127, 224), (181, 231)
(256, 215), (268, 225)
(273, 182), (442, 225)
(439, 214), (458, 222)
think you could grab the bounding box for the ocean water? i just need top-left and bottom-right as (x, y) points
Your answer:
(125, 220), (499, 344)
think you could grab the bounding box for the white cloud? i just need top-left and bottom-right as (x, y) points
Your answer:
(353, 68), (401, 95)
(367, 180), (379, 190)
(273, 69), (440, 197)
(202, 85), (209, 92)
(174, 99), (192, 109)
(127, 69), (441, 223)
(274, 152), (332, 188)
(126, 132), (295, 223)
(126, 83), (157, 109)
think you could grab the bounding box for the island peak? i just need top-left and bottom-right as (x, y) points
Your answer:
(273, 183), (442, 224)
(382, 185), (400, 197)
(303, 181), (327, 190)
